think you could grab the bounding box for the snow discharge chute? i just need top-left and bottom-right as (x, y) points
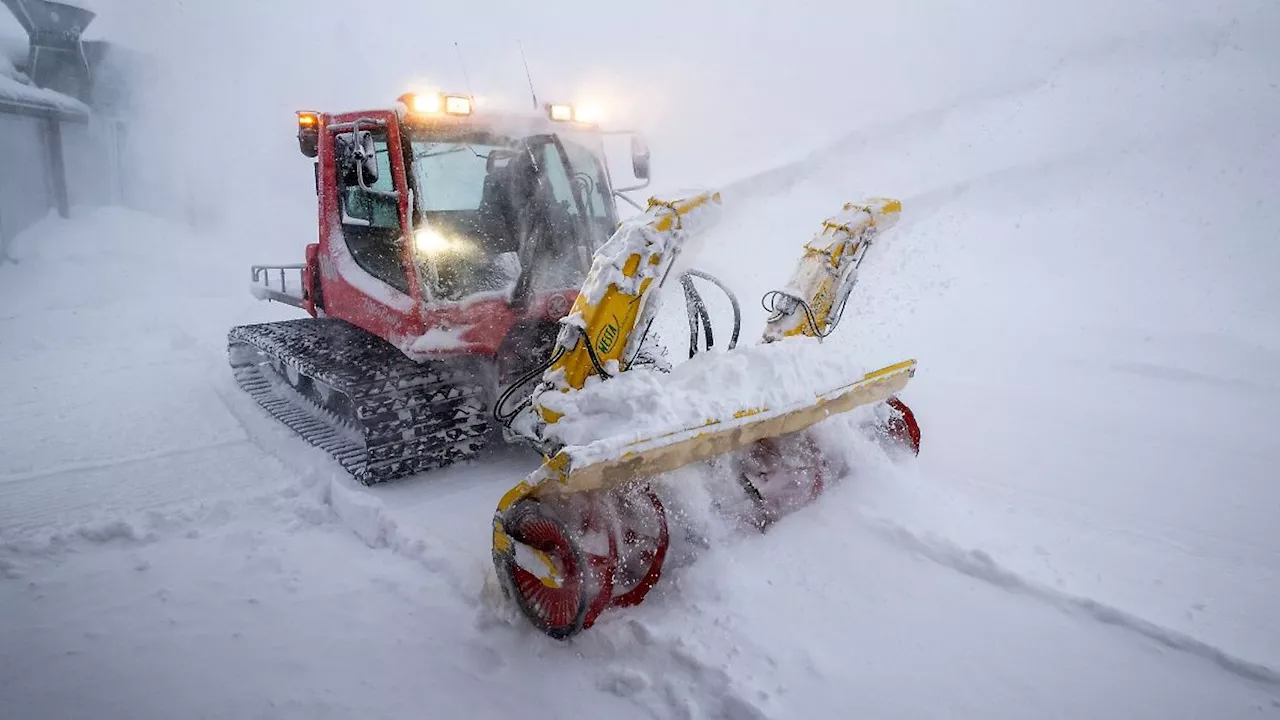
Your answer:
(490, 192), (922, 639)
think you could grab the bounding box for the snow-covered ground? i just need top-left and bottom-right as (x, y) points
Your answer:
(3, 1), (1280, 718)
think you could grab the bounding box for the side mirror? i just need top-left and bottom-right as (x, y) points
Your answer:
(298, 130), (319, 159)
(631, 134), (651, 180)
(335, 130), (380, 188)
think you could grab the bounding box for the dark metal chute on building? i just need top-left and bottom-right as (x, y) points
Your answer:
(1, 0), (95, 102)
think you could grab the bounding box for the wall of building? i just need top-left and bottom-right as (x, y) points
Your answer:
(0, 110), (54, 253)
(62, 114), (123, 208)
(0, 30), (139, 255)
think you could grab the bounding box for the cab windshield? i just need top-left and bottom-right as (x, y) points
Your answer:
(408, 134), (614, 302)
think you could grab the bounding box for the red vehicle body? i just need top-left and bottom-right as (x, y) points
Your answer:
(230, 95), (650, 484)
(297, 107), (609, 359)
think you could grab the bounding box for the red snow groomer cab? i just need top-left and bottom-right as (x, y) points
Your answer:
(229, 93), (653, 484)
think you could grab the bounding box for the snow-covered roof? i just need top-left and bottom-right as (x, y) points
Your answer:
(0, 32), (88, 117)
(0, 62), (89, 117)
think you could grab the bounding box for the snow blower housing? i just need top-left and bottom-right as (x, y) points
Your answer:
(228, 89), (921, 639)
(488, 193), (922, 638)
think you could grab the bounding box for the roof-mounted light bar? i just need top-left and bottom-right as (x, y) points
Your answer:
(546, 102), (601, 125)
(444, 95), (473, 115)
(400, 92), (473, 117)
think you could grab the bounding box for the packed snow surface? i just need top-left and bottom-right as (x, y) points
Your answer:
(3, 1), (1280, 719)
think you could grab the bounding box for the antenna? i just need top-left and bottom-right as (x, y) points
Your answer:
(518, 41), (539, 110)
(454, 42), (475, 100)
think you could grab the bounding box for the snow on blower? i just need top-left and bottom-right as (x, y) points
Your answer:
(489, 193), (920, 638)
(228, 90), (920, 639)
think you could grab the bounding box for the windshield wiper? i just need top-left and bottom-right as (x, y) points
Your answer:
(415, 144), (490, 160)
(415, 146), (470, 159)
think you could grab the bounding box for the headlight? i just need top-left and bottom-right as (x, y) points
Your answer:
(414, 228), (451, 255)
(444, 95), (473, 116)
(547, 102), (601, 125)
(572, 105), (600, 124)
(414, 227), (471, 256)
(401, 92), (473, 117)
(406, 93), (442, 114)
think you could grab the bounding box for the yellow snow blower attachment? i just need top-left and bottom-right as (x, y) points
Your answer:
(490, 193), (920, 639)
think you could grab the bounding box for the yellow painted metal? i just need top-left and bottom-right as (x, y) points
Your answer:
(535, 191), (723, 423)
(535, 359), (915, 496)
(492, 195), (917, 617)
(765, 197), (902, 341)
(531, 549), (563, 588)
(493, 357), (914, 572)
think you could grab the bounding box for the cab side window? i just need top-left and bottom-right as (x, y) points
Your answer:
(538, 142), (584, 224)
(558, 141), (617, 249)
(339, 133), (410, 295)
(517, 142), (594, 295)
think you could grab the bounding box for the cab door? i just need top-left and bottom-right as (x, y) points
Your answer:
(314, 110), (426, 351)
(510, 135), (596, 307)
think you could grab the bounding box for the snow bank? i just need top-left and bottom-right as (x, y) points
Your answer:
(859, 515), (1280, 688)
(540, 337), (875, 452)
(1, 206), (248, 310)
(691, 4), (1280, 671)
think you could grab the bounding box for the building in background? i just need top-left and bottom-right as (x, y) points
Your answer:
(0, 0), (145, 260)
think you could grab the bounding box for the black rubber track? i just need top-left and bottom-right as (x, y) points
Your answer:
(228, 318), (490, 484)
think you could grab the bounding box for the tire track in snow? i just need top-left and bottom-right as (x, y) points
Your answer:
(536, 616), (773, 720)
(210, 372), (488, 597)
(217, 362), (784, 719)
(0, 439), (248, 486)
(217, 370), (743, 719)
(0, 438), (289, 551)
(218, 355), (1280, 710)
(862, 513), (1280, 690)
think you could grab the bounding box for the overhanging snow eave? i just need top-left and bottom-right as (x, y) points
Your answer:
(0, 95), (87, 121)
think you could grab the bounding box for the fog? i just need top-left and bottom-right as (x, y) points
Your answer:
(4, 2), (1280, 717)
(19, 0), (1232, 255)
